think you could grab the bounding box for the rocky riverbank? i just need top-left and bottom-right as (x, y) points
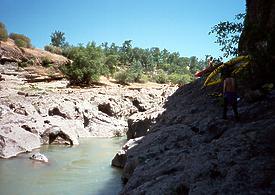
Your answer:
(0, 62), (176, 158)
(113, 78), (275, 194)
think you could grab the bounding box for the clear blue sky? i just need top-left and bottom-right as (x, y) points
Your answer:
(0, 0), (245, 59)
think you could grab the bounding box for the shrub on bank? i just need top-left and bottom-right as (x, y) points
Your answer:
(168, 73), (192, 85)
(153, 69), (168, 84)
(44, 45), (62, 55)
(139, 73), (149, 83)
(41, 57), (53, 67)
(0, 22), (8, 41)
(9, 33), (32, 48)
(113, 60), (146, 84)
(18, 58), (36, 68)
(114, 70), (128, 84)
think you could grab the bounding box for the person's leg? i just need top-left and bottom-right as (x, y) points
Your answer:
(232, 100), (239, 120)
(223, 97), (228, 119)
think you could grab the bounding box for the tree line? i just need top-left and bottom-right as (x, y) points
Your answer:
(46, 11), (246, 86)
(47, 31), (208, 85)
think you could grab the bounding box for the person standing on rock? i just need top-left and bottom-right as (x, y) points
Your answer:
(222, 68), (239, 120)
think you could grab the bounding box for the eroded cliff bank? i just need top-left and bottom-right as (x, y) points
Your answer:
(114, 79), (275, 194)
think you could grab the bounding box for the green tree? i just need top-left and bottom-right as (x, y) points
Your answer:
(0, 22), (8, 41)
(105, 54), (119, 75)
(109, 43), (119, 55)
(127, 60), (143, 82)
(150, 47), (161, 66)
(50, 30), (66, 47)
(209, 13), (245, 57)
(60, 42), (105, 85)
(167, 52), (180, 66)
(160, 49), (170, 65)
(119, 40), (133, 67)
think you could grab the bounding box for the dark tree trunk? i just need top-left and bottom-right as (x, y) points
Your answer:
(238, 0), (275, 86)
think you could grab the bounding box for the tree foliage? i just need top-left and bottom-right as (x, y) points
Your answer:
(60, 42), (105, 85)
(0, 22), (8, 41)
(209, 13), (245, 57)
(61, 39), (207, 86)
(50, 30), (67, 47)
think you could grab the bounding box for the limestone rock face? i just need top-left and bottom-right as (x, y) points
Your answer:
(0, 62), (176, 158)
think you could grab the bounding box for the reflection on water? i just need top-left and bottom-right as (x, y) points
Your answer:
(0, 137), (126, 195)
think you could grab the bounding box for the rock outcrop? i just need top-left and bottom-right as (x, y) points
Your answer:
(0, 39), (69, 65)
(0, 62), (176, 158)
(117, 79), (275, 194)
(0, 39), (70, 83)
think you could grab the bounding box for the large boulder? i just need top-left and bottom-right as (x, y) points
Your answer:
(41, 125), (79, 145)
(96, 95), (138, 119)
(127, 108), (164, 139)
(112, 137), (144, 169)
(83, 109), (128, 137)
(111, 150), (126, 168)
(0, 126), (41, 158)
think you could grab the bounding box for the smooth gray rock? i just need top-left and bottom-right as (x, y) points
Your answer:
(30, 152), (48, 162)
(0, 126), (41, 158)
(127, 108), (164, 139)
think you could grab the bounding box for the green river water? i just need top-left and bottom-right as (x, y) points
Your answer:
(0, 137), (126, 195)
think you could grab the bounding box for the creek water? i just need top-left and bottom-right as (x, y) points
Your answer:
(0, 137), (126, 195)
